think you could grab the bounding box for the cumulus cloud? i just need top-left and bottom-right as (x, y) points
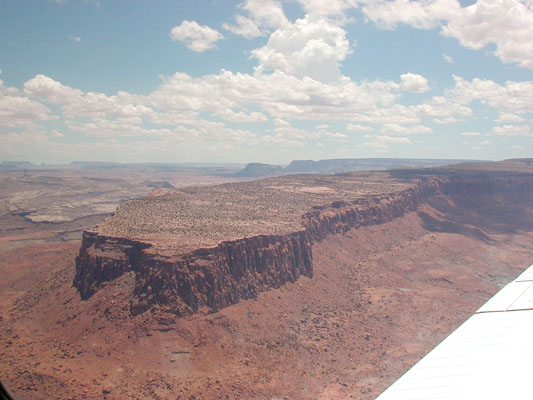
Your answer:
(17, 70), (524, 146)
(10, 53), (532, 162)
(362, 0), (458, 30)
(223, 0), (290, 38)
(66, 118), (171, 139)
(441, 0), (533, 69)
(146, 69), (407, 124)
(347, 123), (373, 132)
(251, 16), (352, 82)
(495, 113), (526, 123)
(362, 134), (411, 149)
(223, 15), (263, 38)
(273, 118), (290, 127)
(381, 123), (433, 134)
(361, 0), (533, 70)
(413, 95), (472, 119)
(400, 72), (430, 93)
(24, 74), (155, 121)
(214, 109), (268, 123)
(171, 20), (224, 52)
(0, 95), (55, 128)
(433, 116), (460, 124)
(24, 74), (83, 103)
(492, 124), (531, 136)
(450, 75), (533, 116)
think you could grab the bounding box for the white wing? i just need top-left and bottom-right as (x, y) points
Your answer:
(376, 263), (533, 400)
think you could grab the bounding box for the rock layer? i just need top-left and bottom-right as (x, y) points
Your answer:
(74, 171), (533, 316)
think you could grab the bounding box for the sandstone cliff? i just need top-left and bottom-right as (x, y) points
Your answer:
(74, 171), (533, 316)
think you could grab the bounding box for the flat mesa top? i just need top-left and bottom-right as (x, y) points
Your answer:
(91, 172), (413, 255)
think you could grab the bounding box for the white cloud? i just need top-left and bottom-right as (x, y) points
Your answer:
(362, 134), (411, 149)
(362, 0), (458, 30)
(65, 118), (172, 139)
(320, 130), (348, 139)
(259, 134), (304, 147)
(461, 131), (483, 136)
(223, 15), (263, 38)
(441, 0), (533, 69)
(347, 123), (372, 132)
(443, 53), (453, 63)
(495, 113), (526, 123)
(492, 124), (531, 136)
(433, 116), (459, 124)
(296, 0), (358, 17)
(170, 20), (224, 52)
(214, 109), (268, 123)
(224, 0), (290, 38)
(450, 75), (533, 116)
(24, 75), (155, 121)
(24, 74), (83, 103)
(0, 94), (54, 128)
(68, 35), (82, 43)
(240, 0), (290, 29)
(268, 118), (348, 141)
(49, 129), (64, 138)
(361, 0), (533, 70)
(381, 123), (433, 134)
(11, 45), (531, 163)
(149, 69), (409, 124)
(400, 72), (430, 93)
(413, 95), (472, 119)
(274, 125), (320, 139)
(251, 16), (352, 82)
(273, 118), (290, 127)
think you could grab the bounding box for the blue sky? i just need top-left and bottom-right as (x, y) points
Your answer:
(0, 0), (532, 164)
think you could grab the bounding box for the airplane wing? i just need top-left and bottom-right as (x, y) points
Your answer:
(376, 263), (533, 400)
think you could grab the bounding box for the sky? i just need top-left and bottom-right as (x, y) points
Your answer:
(0, 0), (532, 164)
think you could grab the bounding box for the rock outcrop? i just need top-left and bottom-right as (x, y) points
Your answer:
(74, 170), (533, 317)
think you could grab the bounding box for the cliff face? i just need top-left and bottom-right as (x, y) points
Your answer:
(130, 232), (313, 316)
(74, 230), (313, 316)
(74, 173), (533, 316)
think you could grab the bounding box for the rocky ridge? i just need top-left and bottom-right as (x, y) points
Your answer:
(74, 170), (533, 317)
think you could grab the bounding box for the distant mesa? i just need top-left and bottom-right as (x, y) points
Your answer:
(234, 158), (483, 177)
(234, 162), (283, 177)
(70, 161), (121, 169)
(0, 161), (35, 169)
(283, 158), (485, 174)
(504, 158), (533, 165)
(68, 161), (244, 174)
